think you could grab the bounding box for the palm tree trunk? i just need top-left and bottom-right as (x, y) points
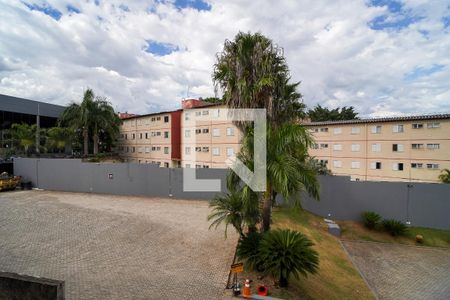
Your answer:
(279, 275), (288, 287)
(261, 181), (272, 232)
(93, 134), (99, 155)
(83, 128), (89, 156)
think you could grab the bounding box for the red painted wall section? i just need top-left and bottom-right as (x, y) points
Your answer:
(170, 110), (182, 160)
(181, 99), (204, 109)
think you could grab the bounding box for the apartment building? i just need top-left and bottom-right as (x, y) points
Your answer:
(119, 110), (182, 167)
(118, 99), (241, 168)
(306, 114), (450, 183)
(181, 103), (242, 168)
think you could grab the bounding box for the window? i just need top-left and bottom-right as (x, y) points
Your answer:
(212, 147), (220, 156)
(311, 144), (319, 150)
(203, 165), (210, 168)
(320, 127), (328, 132)
(164, 116), (169, 123)
(145, 133), (148, 139)
(370, 162), (382, 170)
(164, 147), (169, 154)
(164, 162), (169, 168)
(426, 144), (440, 150)
(351, 127), (360, 134)
(411, 143), (424, 149)
(212, 109), (220, 117)
(412, 123), (423, 129)
(313, 128), (319, 133)
(195, 129), (202, 135)
(132, 133), (135, 139)
(320, 159), (328, 165)
(195, 164), (201, 169)
(195, 111), (202, 116)
(333, 160), (342, 168)
(226, 147), (234, 157)
(411, 163), (423, 169)
(151, 117), (156, 122)
(185, 130), (191, 137)
(392, 144), (404, 152)
(185, 164), (191, 168)
(195, 147), (202, 152)
(132, 147), (135, 153)
(145, 147), (150, 153)
(212, 128), (220, 137)
(226, 127), (235, 136)
(392, 125), (404, 133)
(202, 147), (209, 152)
(202, 128), (209, 134)
(126, 146), (129, 153)
(164, 131), (169, 138)
(333, 128), (342, 134)
(156, 146), (161, 151)
(371, 125), (382, 134)
(139, 133), (143, 139)
(185, 147), (191, 155)
(427, 122), (440, 128)
(156, 117), (161, 121)
(320, 143), (328, 149)
(202, 110), (209, 115)
(371, 143), (381, 152)
(427, 164), (439, 169)
(156, 132), (161, 136)
(351, 144), (360, 152)
(351, 161), (360, 169)
(392, 163), (404, 171)
(333, 144), (342, 151)
(184, 113), (190, 121)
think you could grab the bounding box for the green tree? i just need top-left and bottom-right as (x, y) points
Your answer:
(230, 123), (320, 232)
(307, 104), (359, 122)
(59, 89), (121, 156)
(439, 169), (450, 183)
(45, 127), (72, 153)
(9, 123), (42, 154)
(259, 229), (319, 287)
(201, 97), (223, 104)
(213, 31), (304, 126)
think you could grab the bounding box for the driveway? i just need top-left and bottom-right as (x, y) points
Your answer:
(342, 240), (450, 300)
(0, 191), (237, 299)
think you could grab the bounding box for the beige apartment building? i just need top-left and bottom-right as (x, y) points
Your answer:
(306, 114), (450, 183)
(118, 99), (241, 168)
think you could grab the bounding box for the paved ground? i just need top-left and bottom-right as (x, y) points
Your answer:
(342, 240), (450, 300)
(0, 190), (237, 299)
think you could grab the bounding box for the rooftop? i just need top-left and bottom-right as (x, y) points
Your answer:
(304, 114), (450, 126)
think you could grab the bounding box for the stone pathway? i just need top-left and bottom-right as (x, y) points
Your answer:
(342, 240), (450, 300)
(0, 191), (237, 299)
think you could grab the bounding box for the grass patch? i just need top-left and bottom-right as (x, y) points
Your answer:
(241, 207), (374, 299)
(339, 220), (450, 248)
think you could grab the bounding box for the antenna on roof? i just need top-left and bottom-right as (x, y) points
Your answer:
(186, 84), (190, 99)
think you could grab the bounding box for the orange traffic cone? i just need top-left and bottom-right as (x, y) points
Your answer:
(242, 279), (251, 298)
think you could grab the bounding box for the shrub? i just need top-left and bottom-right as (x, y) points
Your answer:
(259, 229), (319, 287)
(382, 219), (408, 236)
(236, 232), (264, 271)
(361, 211), (382, 230)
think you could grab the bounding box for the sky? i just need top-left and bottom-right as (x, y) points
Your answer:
(0, 0), (449, 117)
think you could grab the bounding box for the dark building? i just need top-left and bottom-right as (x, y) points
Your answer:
(0, 93), (66, 148)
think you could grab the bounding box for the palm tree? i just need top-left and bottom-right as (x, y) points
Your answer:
(60, 89), (95, 156)
(439, 169), (450, 183)
(46, 127), (72, 153)
(208, 190), (246, 238)
(59, 89), (120, 156)
(9, 123), (37, 154)
(230, 123), (320, 232)
(213, 32), (295, 127)
(259, 229), (319, 287)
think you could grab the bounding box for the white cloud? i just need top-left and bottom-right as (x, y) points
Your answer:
(0, 0), (449, 117)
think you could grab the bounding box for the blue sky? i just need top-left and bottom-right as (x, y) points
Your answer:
(1, 0), (449, 116)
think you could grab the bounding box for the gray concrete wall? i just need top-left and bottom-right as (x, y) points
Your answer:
(13, 158), (450, 230)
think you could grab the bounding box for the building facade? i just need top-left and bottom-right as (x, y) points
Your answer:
(306, 115), (450, 183)
(118, 99), (241, 168)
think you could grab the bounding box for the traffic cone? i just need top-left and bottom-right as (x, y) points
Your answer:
(242, 279), (251, 298)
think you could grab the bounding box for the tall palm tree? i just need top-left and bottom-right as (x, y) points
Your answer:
(439, 169), (450, 183)
(213, 32), (293, 127)
(60, 89), (95, 156)
(230, 123), (320, 232)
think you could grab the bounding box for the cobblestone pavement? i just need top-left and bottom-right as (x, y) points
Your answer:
(0, 191), (237, 299)
(342, 240), (450, 300)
